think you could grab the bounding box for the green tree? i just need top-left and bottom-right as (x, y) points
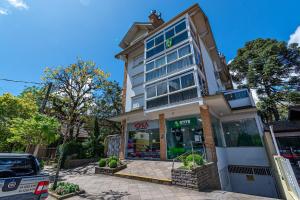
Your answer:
(43, 58), (109, 189)
(229, 39), (300, 122)
(0, 93), (38, 151)
(8, 114), (60, 154)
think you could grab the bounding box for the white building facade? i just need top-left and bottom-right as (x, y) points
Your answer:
(112, 4), (278, 198)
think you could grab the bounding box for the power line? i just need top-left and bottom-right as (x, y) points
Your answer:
(0, 78), (44, 85)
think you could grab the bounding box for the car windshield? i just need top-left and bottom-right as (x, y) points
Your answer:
(0, 157), (36, 178)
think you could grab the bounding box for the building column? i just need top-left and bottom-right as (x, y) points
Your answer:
(199, 105), (217, 162)
(159, 113), (167, 160)
(119, 119), (126, 160)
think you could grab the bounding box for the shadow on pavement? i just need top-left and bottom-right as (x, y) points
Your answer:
(78, 190), (130, 200)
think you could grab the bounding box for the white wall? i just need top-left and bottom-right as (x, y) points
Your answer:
(199, 39), (219, 95)
(216, 147), (232, 191)
(226, 147), (269, 166)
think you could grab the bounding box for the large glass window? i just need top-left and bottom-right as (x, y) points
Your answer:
(167, 51), (177, 63)
(175, 21), (186, 33)
(146, 43), (164, 59)
(146, 96), (168, 109)
(155, 57), (166, 68)
(146, 61), (154, 71)
(178, 45), (191, 58)
(171, 31), (188, 47)
(169, 78), (180, 92)
(127, 128), (160, 159)
(224, 90), (249, 101)
(222, 119), (262, 147)
(169, 88), (198, 104)
(167, 117), (204, 159)
(211, 116), (224, 147)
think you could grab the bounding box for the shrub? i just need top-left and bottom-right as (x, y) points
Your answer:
(39, 160), (44, 170)
(108, 156), (118, 163)
(98, 159), (106, 167)
(109, 160), (118, 168)
(184, 154), (204, 168)
(52, 182), (80, 195)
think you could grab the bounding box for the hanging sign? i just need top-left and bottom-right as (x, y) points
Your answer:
(133, 121), (149, 130)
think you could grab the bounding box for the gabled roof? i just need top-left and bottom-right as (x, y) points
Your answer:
(119, 22), (154, 49)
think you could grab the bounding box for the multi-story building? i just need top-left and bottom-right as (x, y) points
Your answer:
(112, 4), (278, 198)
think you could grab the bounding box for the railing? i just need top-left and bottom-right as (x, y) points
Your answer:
(274, 156), (300, 199)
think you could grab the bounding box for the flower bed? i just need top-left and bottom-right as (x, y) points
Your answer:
(95, 156), (126, 175)
(49, 182), (85, 200)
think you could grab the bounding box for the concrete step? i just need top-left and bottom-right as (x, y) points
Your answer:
(114, 171), (172, 185)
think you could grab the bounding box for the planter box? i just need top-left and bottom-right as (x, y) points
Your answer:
(95, 164), (127, 175)
(48, 189), (85, 200)
(63, 158), (96, 169)
(171, 162), (220, 191)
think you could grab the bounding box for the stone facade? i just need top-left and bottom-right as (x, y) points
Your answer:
(106, 134), (120, 157)
(119, 119), (126, 160)
(171, 162), (221, 191)
(159, 113), (167, 160)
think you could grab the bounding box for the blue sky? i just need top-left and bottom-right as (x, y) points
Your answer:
(0, 0), (299, 95)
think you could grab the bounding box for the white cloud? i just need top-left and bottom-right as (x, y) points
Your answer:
(0, 8), (8, 15)
(6, 0), (28, 10)
(227, 59), (233, 65)
(288, 26), (300, 46)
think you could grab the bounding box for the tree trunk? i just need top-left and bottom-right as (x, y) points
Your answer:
(272, 107), (280, 121)
(33, 144), (40, 157)
(52, 127), (68, 190)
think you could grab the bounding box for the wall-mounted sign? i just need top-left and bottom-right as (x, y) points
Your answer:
(168, 118), (197, 128)
(133, 121), (149, 130)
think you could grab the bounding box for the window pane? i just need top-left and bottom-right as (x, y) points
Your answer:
(181, 73), (195, 88)
(167, 51), (177, 63)
(155, 57), (166, 68)
(172, 31), (188, 46)
(155, 35), (164, 45)
(169, 78), (180, 92)
(165, 29), (175, 40)
(175, 21), (186, 33)
(157, 82), (168, 96)
(178, 45), (191, 58)
(167, 55), (193, 74)
(146, 40), (154, 49)
(146, 43), (165, 59)
(146, 86), (156, 98)
(146, 62), (154, 71)
(222, 119), (262, 147)
(169, 88), (197, 103)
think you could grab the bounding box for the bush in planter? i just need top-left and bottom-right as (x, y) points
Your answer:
(51, 182), (80, 196)
(98, 158), (106, 167)
(109, 160), (118, 168)
(108, 156), (118, 163)
(183, 154), (204, 169)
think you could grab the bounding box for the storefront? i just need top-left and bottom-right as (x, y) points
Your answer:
(126, 120), (160, 159)
(166, 117), (204, 159)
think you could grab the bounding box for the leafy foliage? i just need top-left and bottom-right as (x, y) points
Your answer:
(109, 160), (118, 168)
(229, 39), (300, 122)
(98, 159), (106, 167)
(183, 154), (204, 169)
(52, 182), (80, 195)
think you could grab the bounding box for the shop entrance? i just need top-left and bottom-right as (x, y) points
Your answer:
(166, 117), (204, 159)
(126, 121), (160, 159)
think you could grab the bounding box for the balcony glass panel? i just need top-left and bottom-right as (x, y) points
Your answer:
(169, 88), (198, 104)
(146, 96), (168, 109)
(181, 73), (194, 89)
(146, 43), (165, 59)
(157, 82), (168, 96)
(146, 86), (156, 98)
(175, 21), (186, 33)
(165, 29), (175, 40)
(169, 78), (180, 92)
(167, 51), (177, 63)
(146, 61), (154, 71)
(155, 57), (166, 68)
(178, 45), (191, 58)
(170, 31), (188, 47)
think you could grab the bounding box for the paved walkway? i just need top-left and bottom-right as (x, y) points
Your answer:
(46, 163), (278, 200)
(115, 160), (181, 181)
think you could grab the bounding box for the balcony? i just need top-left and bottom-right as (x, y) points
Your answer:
(223, 89), (255, 110)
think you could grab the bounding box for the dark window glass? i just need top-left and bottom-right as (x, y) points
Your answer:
(181, 73), (195, 88)
(146, 43), (165, 59)
(146, 96), (168, 109)
(169, 78), (180, 92)
(155, 57), (166, 68)
(0, 157), (36, 177)
(146, 40), (154, 49)
(178, 45), (191, 58)
(175, 21), (186, 33)
(155, 35), (164, 46)
(145, 66), (166, 81)
(157, 82), (168, 96)
(165, 29), (175, 40)
(169, 88), (198, 104)
(167, 51), (177, 63)
(146, 86), (156, 98)
(171, 31), (188, 46)
(224, 90), (249, 101)
(222, 119), (262, 147)
(146, 62), (154, 71)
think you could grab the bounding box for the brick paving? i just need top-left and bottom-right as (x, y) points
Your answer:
(46, 163), (278, 200)
(115, 160), (181, 180)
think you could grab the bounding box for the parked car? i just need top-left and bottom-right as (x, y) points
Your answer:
(0, 153), (49, 200)
(280, 148), (300, 164)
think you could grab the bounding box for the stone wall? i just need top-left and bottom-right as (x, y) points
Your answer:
(95, 165), (127, 175)
(64, 158), (96, 169)
(171, 162), (220, 191)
